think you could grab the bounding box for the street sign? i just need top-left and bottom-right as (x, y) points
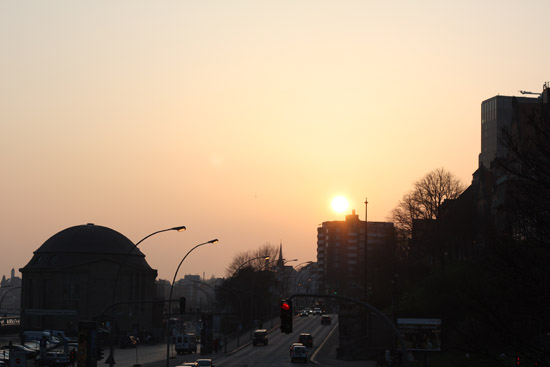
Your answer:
(24, 309), (77, 316)
(397, 318), (442, 351)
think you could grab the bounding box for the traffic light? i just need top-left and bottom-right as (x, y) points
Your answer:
(180, 297), (186, 314)
(280, 299), (293, 334)
(96, 347), (104, 361)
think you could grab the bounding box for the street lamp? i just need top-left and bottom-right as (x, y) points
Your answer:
(166, 239), (219, 367)
(105, 226), (186, 367)
(293, 261), (314, 291)
(232, 255), (271, 276)
(187, 279), (244, 350)
(293, 262), (314, 310)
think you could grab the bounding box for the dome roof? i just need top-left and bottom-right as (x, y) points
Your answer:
(35, 223), (143, 256)
(21, 224), (154, 272)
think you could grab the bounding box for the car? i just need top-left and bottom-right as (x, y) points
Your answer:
(290, 343), (308, 363)
(252, 329), (268, 346)
(321, 314), (331, 325)
(300, 310), (308, 317)
(298, 333), (313, 348)
(177, 363), (198, 367)
(0, 344), (37, 359)
(175, 333), (197, 354)
(313, 307), (322, 315)
(35, 351), (69, 366)
(196, 358), (214, 367)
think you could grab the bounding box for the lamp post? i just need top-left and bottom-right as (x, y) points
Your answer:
(232, 255), (270, 276)
(166, 239), (219, 367)
(105, 226), (186, 367)
(293, 261), (314, 309)
(293, 261), (314, 292)
(186, 279), (243, 350)
(230, 255), (270, 335)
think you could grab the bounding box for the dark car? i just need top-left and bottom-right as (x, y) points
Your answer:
(252, 329), (268, 346)
(298, 333), (313, 347)
(321, 315), (331, 325)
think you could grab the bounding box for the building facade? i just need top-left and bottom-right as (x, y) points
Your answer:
(317, 210), (395, 300)
(20, 223), (159, 338)
(479, 95), (540, 169)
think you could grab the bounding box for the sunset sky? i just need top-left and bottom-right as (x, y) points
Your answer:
(1, 1), (549, 280)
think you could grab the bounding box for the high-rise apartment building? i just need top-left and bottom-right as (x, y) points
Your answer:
(316, 210), (395, 298)
(479, 94), (540, 169)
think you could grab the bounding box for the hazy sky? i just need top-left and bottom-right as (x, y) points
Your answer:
(1, 1), (548, 281)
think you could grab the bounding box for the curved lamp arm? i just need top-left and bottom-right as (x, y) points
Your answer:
(166, 238), (219, 367)
(105, 225), (185, 367)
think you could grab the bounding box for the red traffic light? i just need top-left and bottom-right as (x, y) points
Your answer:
(281, 302), (290, 311)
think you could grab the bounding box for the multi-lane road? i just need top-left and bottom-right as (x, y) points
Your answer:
(112, 313), (338, 367)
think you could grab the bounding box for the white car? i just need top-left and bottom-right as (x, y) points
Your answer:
(313, 307), (322, 315)
(290, 344), (308, 363)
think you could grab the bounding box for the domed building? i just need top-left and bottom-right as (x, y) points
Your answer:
(20, 223), (160, 338)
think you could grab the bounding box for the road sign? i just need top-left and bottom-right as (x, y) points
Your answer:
(24, 309), (77, 316)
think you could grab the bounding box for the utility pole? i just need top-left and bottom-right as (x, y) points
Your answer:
(364, 197), (368, 299)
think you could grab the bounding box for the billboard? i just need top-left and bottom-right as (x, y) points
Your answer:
(397, 318), (441, 351)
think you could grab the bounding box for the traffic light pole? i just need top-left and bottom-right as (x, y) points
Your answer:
(287, 293), (409, 367)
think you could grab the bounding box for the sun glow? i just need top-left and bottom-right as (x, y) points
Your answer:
(331, 196), (349, 213)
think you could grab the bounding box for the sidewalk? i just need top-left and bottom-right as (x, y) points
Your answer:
(310, 323), (377, 367)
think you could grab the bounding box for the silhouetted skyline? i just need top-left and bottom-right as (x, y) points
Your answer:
(1, 1), (549, 280)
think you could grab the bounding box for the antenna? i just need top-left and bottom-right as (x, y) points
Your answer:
(518, 90), (541, 96)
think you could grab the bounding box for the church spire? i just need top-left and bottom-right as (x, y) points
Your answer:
(276, 242), (284, 268)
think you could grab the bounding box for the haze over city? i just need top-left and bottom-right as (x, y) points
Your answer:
(1, 0), (548, 280)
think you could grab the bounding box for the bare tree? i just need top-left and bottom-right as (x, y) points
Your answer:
(389, 167), (466, 242)
(225, 242), (279, 277)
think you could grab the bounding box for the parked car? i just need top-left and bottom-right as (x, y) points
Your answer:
(252, 329), (268, 346)
(321, 314), (332, 325)
(298, 333), (313, 348)
(0, 344), (37, 359)
(35, 351), (69, 366)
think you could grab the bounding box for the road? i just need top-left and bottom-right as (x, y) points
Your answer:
(110, 313), (337, 367)
(203, 313), (336, 367)
(1, 314), (339, 367)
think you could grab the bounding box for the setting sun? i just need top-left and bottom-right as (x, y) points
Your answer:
(331, 196), (349, 213)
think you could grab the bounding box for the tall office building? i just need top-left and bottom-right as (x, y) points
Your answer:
(479, 94), (540, 169)
(316, 210), (394, 298)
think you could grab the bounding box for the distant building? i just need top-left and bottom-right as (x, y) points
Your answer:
(316, 210), (395, 300)
(1, 268), (22, 287)
(19, 223), (160, 338)
(0, 269), (22, 314)
(317, 209), (396, 360)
